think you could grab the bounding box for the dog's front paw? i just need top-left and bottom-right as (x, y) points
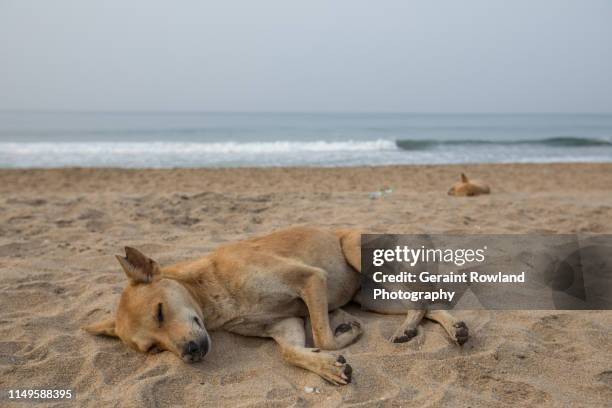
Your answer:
(453, 321), (469, 345)
(313, 353), (352, 385)
(389, 327), (418, 343)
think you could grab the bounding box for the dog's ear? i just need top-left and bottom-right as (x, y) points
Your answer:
(115, 247), (161, 284)
(460, 173), (469, 183)
(83, 318), (117, 337)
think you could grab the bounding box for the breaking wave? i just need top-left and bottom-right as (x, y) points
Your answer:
(395, 136), (612, 150)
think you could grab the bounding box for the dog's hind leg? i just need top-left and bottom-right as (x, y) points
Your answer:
(425, 310), (469, 345)
(389, 309), (426, 343)
(337, 230), (469, 346)
(266, 317), (353, 385)
(352, 292), (426, 344)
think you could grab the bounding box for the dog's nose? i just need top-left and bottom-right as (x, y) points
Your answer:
(186, 341), (200, 355)
(184, 337), (209, 358)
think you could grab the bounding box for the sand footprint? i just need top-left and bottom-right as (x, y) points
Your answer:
(596, 370), (612, 386)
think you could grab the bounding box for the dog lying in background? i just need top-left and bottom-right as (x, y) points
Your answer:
(448, 173), (490, 196)
(84, 227), (469, 385)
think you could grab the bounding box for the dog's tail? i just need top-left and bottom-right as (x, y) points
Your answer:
(336, 229), (362, 273)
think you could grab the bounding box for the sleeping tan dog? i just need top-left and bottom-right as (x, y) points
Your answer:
(84, 227), (468, 385)
(448, 173), (490, 196)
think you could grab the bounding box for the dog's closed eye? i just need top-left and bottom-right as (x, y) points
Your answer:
(156, 303), (164, 327)
(147, 343), (163, 354)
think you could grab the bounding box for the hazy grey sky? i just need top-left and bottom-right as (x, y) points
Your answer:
(1, 0), (611, 112)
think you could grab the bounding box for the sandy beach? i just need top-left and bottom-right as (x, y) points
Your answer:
(1, 163), (611, 407)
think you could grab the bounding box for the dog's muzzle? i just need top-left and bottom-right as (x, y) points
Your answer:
(181, 336), (210, 363)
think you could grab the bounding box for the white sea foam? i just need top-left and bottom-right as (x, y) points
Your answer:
(1, 139), (611, 168)
(0, 140), (397, 155)
(0, 140), (403, 167)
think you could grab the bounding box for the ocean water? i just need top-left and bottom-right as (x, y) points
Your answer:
(1, 112), (611, 168)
